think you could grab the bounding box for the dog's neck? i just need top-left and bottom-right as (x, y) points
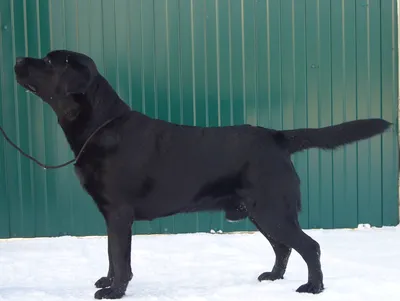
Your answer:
(56, 75), (131, 157)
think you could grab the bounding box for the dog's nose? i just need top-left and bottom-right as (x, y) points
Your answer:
(15, 57), (25, 65)
(14, 57), (29, 78)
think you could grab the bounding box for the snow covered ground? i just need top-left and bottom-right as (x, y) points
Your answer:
(0, 226), (399, 301)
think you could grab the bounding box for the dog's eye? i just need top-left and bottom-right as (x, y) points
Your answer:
(43, 57), (52, 65)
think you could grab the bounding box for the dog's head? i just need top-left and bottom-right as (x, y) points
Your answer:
(14, 50), (98, 101)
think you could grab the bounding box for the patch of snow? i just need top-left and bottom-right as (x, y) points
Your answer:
(0, 227), (400, 300)
(357, 223), (372, 229)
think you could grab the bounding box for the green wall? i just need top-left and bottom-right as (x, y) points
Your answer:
(0, 0), (398, 238)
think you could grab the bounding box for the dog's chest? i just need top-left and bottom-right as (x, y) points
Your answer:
(74, 165), (87, 186)
(74, 163), (104, 197)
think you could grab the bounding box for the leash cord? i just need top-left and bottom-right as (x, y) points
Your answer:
(0, 118), (116, 170)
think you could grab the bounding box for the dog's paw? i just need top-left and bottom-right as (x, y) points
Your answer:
(94, 287), (126, 299)
(258, 272), (283, 282)
(95, 277), (113, 289)
(296, 282), (324, 294)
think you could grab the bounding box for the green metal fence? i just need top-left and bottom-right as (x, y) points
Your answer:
(0, 0), (398, 238)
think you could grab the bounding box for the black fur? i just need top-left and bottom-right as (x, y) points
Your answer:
(14, 50), (391, 299)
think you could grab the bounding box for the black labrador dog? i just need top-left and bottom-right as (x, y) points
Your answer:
(14, 50), (391, 299)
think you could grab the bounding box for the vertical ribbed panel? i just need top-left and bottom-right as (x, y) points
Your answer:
(0, 0), (398, 238)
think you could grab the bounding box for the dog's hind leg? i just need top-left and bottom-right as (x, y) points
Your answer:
(250, 208), (324, 294)
(94, 206), (134, 300)
(251, 218), (291, 281)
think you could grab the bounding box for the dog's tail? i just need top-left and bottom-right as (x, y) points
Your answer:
(276, 118), (392, 155)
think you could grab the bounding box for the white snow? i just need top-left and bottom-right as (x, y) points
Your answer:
(1, 226), (400, 301)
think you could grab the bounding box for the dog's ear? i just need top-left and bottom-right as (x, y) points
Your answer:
(64, 59), (93, 95)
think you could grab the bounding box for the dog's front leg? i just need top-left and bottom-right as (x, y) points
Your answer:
(94, 206), (134, 300)
(95, 232), (115, 289)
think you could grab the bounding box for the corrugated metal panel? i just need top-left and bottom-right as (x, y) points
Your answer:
(0, 0), (398, 238)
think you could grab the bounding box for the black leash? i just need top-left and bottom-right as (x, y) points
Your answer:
(0, 118), (117, 170)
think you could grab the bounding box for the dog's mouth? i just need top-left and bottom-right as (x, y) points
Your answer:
(22, 83), (37, 93)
